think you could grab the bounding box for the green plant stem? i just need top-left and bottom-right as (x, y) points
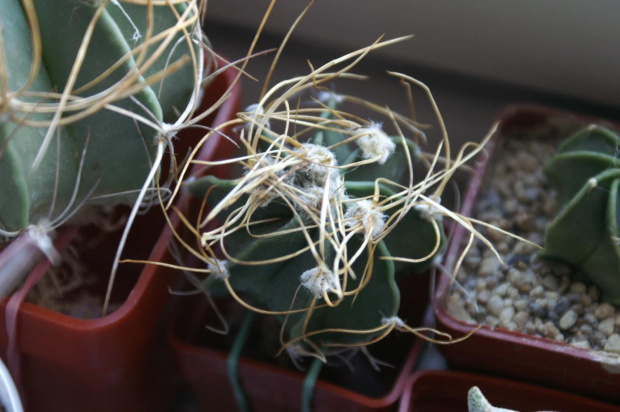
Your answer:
(227, 311), (255, 412)
(302, 355), (324, 412)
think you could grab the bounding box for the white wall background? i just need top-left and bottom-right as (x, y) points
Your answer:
(206, 0), (620, 106)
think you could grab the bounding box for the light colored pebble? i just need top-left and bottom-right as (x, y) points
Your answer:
(525, 321), (537, 335)
(559, 310), (578, 330)
(599, 318), (616, 337)
(476, 290), (490, 305)
(604, 334), (620, 354)
(447, 294), (473, 323)
(499, 307), (516, 328)
(487, 295), (505, 317)
(514, 311), (529, 328)
(494, 283), (509, 297)
(478, 256), (501, 277)
(543, 321), (560, 339)
(514, 299), (530, 312)
(486, 315), (499, 328)
(571, 340), (592, 350)
(529, 285), (544, 298)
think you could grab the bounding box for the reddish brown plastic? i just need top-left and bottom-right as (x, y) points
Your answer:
(171, 267), (430, 412)
(399, 370), (619, 412)
(434, 104), (620, 405)
(0, 57), (241, 412)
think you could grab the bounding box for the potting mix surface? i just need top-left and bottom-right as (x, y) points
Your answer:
(447, 136), (620, 353)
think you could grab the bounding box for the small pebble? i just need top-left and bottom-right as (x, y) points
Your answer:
(598, 318), (616, 337)
(525, 321), (537, 335)
(595, 303), (615, 320)
(567, 292), (583, 304)
(572, 303), (585, 315)
(584, 313), (598, 326)
(559, 310), (578, 330)
(487, 295), (505, 317)
(580, 324), (593, 335)
(486, 315), (499, 328)
(478, 257), (501, 277)
(499, 307), (516, 328)
(543, 321), (560, 339)
(604, 334), (620, 354)
(476, 290), (490, 305)
(554, 297), (572, 316)
(529, 285), (544, 298)
(494, 283), (509, 297)
(447, 294), (472, 323)
(590, 331), (608, 349)
(572, 340), (592, 350)
(514, 311), (529, 328)
(570, 283), (587, 294)
(514, 299), (530, 312)
(530, 302), (547, 318)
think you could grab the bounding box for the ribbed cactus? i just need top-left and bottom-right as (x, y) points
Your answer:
(542, 125), (620, 304)
(187, 95), (445, 353)
(0, 0), (199, 234)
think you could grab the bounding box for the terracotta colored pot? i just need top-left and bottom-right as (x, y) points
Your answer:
(434, 104), (620, 405)
(170, 261), (430, 411)
(399, 370), (619, 412)
(0, 57), (241, 412)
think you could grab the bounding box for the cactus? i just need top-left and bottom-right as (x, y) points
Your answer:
(542, 125), (620, 304)
(0, 0), (200, 235)
(186, 92), (447, 354)
(468, 387), (517, 412)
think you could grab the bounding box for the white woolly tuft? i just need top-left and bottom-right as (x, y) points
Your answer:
(414, 195), (443, 221)
(344, 200), (386, 239)
(208, 259), (230, 280)
(300, 266), (338, 299)
(381, 316), (405, 328)
(317, 90), (344, 104)
(295, 143), (339, 186)
(353, 122), (395, 165)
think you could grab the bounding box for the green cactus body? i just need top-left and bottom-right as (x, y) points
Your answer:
(188, 101), (445, 350)
(542, 125), (620, 304)
(0, 0), (197, 233)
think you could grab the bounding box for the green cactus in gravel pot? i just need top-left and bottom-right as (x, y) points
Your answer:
(543, 125), (620, 304)
(184, 75), (463, 356)
(0, 0), (200, 236)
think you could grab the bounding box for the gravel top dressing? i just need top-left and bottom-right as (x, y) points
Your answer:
(447, 137), (620, 353)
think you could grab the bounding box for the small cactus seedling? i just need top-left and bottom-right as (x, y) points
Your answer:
(174, 40), (494, 357)
(543, 125), (620, 304)
(467, 387), (517, 412)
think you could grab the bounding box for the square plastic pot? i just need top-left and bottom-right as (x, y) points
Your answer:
(170, 265), (431, 412)
(434, 104), (620, 404)
(0, 56), (241, 412)
(399, 370), (619, 412)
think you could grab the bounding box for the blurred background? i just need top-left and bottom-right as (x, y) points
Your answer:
(202, 0), (618, 151)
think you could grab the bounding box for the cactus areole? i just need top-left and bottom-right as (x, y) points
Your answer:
(188, 96), (446, 353)
(0, 0), (199, 234)
(543, 125), (620, 304)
